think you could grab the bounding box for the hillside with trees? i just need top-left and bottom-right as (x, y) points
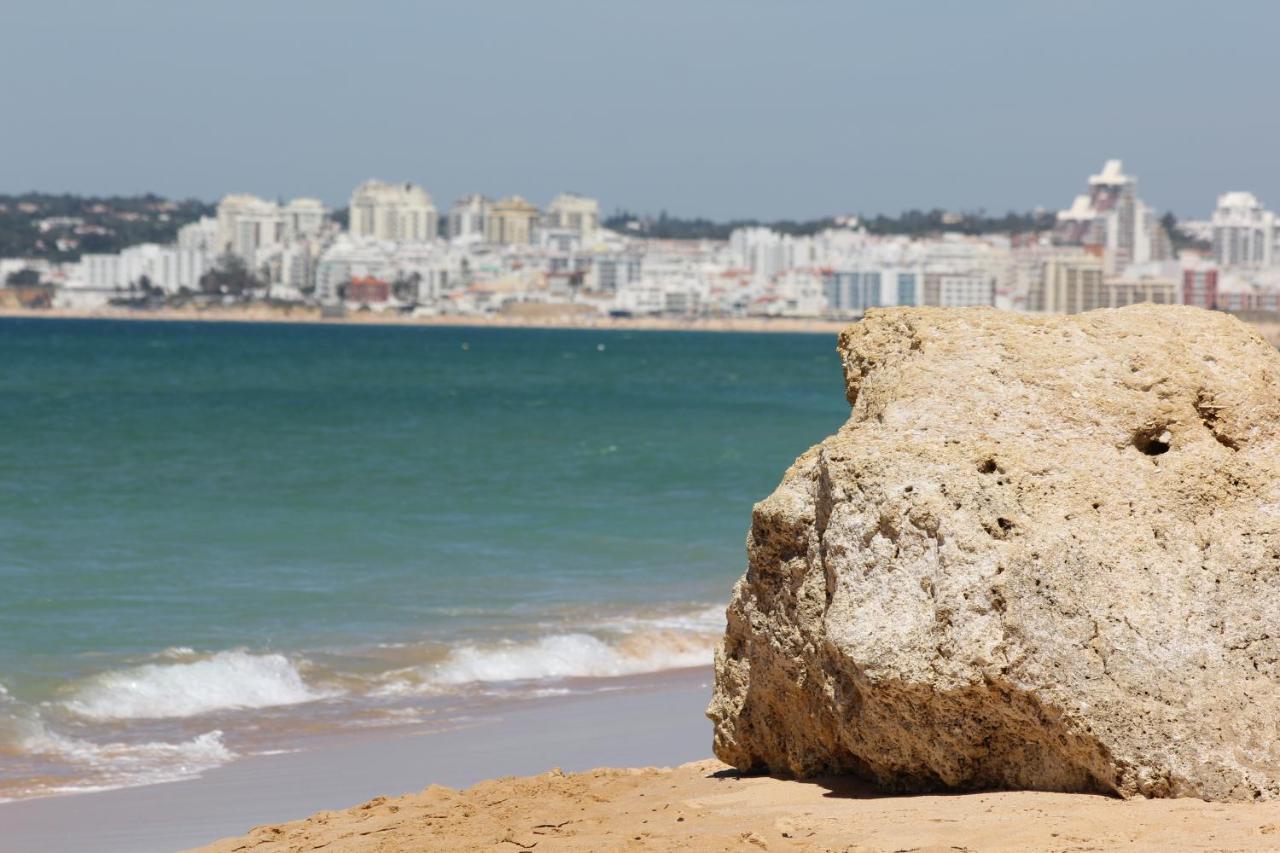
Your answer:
(0, 193), (215, 261)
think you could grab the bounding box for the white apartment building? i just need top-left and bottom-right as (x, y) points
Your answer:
(1033, 253), (1176, 314)
(349, 181), (438, 243)
(486, 196), (540, 246)
(729, 227), (816, 280)
(1055, 160), (1170, 274)
(822, 267), (923, 314)
(544, 193), (600, 243)
(214, 194), (329, 268)
(313, 236), (463, 305)
(592, 252), (643, 293)
(614, 279), (704, 316)
(314, 237), (393, 303)
(756, 270), (828, 317)
(1211, 191), (1277, 268)
(216, 194), (286, 260)
(177, 216), (218, 251)
(81, 244), (210, 294)
(283, 198), (327, 242)
(447, 194), (490, 242)
(922, 271), (996, 307)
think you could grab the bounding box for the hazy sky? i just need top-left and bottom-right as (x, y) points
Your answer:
(2, 0), (1276, 219)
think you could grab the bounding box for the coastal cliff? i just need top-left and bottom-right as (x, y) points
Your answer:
(709, 305), (1280, 801)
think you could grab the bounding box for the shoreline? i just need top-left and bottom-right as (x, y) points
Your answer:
(0, 305), (851, 335)
(4, 305), (1278, 346)
(0, 667), (714, 852)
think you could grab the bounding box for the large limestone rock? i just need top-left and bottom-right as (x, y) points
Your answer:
(708, 305), (1280, 801)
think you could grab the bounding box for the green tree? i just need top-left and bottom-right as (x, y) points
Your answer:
(199, 252), (262, 296)
(5, 268), (41, 286)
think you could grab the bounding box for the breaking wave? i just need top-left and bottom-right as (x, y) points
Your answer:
(434, 631), (713, 684)
(0, 699), (235, 800)
(1, 603), (726, 799)
(376, 610), (722, 696)
(62, 651), (334, 721)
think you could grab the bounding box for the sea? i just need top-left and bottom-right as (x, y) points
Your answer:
(0, 317), (848, 801)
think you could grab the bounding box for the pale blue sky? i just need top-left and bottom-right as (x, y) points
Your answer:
(1, 0), (1275, 219)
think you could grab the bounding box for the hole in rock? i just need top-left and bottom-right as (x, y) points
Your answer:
(978, 459), (998, 474)
(1132, 426), (1171, 456)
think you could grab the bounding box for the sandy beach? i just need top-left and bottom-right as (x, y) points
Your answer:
(4, 304), (1278, 346)
(0, 304), (851, 335)
(192, 761), (1280, 852)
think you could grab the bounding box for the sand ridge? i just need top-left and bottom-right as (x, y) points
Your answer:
(190, 759), (1280, 852)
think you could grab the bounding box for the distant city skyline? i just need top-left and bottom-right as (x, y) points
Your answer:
(2, 0), (1278, 219)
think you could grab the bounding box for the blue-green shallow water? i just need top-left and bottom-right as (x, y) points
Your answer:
(0, 317), (847, 798)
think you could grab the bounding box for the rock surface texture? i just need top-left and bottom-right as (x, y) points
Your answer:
(708, 305), (1280, 802)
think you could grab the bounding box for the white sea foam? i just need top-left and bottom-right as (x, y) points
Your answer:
(599, 604), (726, 634)
(435, 632), (714, 684)
(21, 721), (235, 795)
(63, 651), (334, 721)
(376, 628), (715, 696)
(25, 725), (234, 771)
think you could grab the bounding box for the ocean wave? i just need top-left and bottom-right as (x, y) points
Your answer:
(26, 727), (233, 797)
(62, 650), (335, 721)
(597, 604), (726, 634)
(377, 628), (716, 695)
(0, 699), (236, 800)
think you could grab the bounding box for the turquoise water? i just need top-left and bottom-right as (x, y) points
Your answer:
(0, 317), (847, 798)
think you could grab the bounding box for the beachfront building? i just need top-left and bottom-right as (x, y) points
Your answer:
(177, 216), (218, 251)
(347, 275), (390, 304)
(822, 267), (922, 315)
(282, 198), (327, 242)
(486, 196), (540, 246)
(348, 181), (438, 243)
(447, 194), (490, 243)
(216, 194), (285, 261)
(544, 193), (600, 244)
(81, 243), (210, 294)
(752, 270), (828, 317)
(1183, 265), (1220, 310)
(592, 251), (644, 293)
(729, 227), (816, 281)
(1036, 254), (1105, 314)
(1055, 160), (1171, 274)
(314, 234), (465, 307)
(1033, 253), (1176, 314)
(315, 237), (392, 303)
(256, 239), (326, 298)
(213, 194), (329, 263)
(921, 271), (996, 307)
(1211, 191), (1277, 268)
(1100, 272), (1179, 308)
(1215, 270), (1280, 312)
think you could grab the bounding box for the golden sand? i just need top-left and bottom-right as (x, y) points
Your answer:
(190, 759), (1280, 852)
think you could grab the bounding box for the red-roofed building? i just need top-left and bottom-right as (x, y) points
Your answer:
(347, 275), (389, 303)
